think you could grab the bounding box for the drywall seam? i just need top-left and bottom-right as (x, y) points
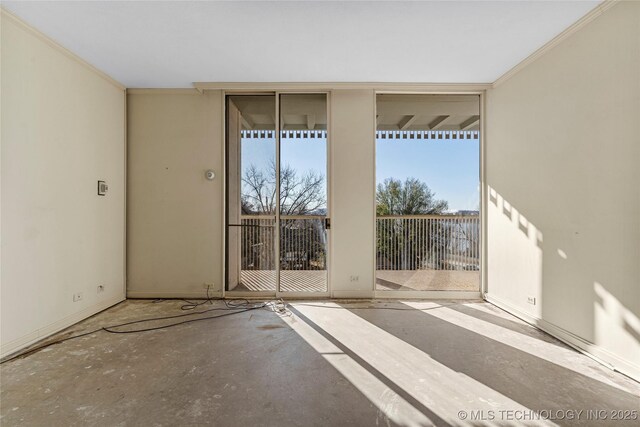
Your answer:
(486, 294), (640, 383)
(0, 8), (125, 90)
(0, 295), (125, 359)
(492, 0), (619, 88)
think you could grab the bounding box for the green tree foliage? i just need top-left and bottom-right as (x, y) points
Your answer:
(376, 178), (449, 270)
(376, 178), (448, 216)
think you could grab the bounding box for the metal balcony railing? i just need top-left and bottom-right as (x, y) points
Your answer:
(376, 215), (480, 271)
(239, 216), (327, 271)
(238, 214), (479, 274)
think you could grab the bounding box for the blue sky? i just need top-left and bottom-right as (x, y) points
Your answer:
(241, 136), (328, 209)
(376, 137), (479, 212)
(241, 135), (479, 212)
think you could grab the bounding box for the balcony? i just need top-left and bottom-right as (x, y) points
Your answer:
(233, 214), (480, 292)
(376, 215), (480, 291)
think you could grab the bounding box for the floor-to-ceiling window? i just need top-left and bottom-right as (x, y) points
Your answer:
(375, 94), (481, 291)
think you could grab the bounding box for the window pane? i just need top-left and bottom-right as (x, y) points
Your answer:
(279, 94), (328, 293)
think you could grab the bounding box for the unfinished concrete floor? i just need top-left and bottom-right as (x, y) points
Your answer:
(1, 300), (639, 426)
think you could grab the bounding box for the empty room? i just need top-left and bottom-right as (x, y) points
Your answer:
(1, 1), (639, 425)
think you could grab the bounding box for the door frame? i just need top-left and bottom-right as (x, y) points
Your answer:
(222, 90), (332, 298)
(371, 90), (486, 300)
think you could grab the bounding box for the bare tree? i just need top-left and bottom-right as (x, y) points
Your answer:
(241, 160), (325, 215)
(241, 161), (327, 271)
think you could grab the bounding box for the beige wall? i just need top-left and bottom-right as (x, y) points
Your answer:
(123, 1), (639, 380)
(126, 91), (223, 297)
(486, 1), (640, 381)
(1, 12), (126, 357)
(126, 89), (377, 298)
(330, 90), (376, 297)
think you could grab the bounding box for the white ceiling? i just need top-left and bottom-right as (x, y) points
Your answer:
(3, 1), (601, 88)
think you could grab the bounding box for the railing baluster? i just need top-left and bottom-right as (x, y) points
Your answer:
(372, 215), (478, 273)
(241, 215), (480, 289)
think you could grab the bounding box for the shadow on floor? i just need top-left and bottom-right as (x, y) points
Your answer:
(2, 300), (639, 426)
(338, 301), (639, 425)
(445, 302), (567, 348)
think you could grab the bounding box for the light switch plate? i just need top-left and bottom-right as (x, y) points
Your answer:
(98, 180), (108, 196)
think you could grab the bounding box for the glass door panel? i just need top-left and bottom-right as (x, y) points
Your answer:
(226, 95), (277, 292)
(226, 93), (330, 294)
(278, 94), (329, 293)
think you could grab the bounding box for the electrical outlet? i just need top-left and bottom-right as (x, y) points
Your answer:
(349, 275), (359, 282)
(97, 285), (105, 293)
(202, 282), (215, 289)
(527, 296), (536, 305)
(73, 292), (84, 302)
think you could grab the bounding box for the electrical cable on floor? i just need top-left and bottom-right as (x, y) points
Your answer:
(102, 307), (261, 334)
(179, 285), (215, 310)
(156, 285), (264, 311)
(0, 308), (248, 364)
(0, 296), (455, 365)
(0, 296), (288, 365)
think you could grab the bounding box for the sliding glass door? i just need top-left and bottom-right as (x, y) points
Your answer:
(278, 94), (329, 293)
(375, 94), (481, 292)
(226, 94), (329, 295)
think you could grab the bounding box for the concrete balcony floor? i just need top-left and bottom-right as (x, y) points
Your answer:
(231, 269), (479, 292)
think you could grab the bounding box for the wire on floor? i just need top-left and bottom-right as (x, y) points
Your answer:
(0, 296), (290, 365)
(0, 296), (459, 365)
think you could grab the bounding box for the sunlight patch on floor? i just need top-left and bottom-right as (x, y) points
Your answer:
(401, 301), (636, 393)
(279, 309), (433, 426)
(290, 302), (554, 426)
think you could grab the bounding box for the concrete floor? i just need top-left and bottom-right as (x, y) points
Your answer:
(1, 300), (639, 426)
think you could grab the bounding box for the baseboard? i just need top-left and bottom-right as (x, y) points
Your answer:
(1, 294), (125, 359)
(485, 294), (640, 383)
(375, 290), (482, 300)
(332, 290), (375, 299)
(126, 290), (223, 299)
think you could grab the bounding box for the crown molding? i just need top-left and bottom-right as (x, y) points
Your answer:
(1, 7), (125, 91)
(492, 0), (619, 89)
(193, 82), (491, 93)
(127, 88), (202, 95)
(4, 1), (615, 94)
